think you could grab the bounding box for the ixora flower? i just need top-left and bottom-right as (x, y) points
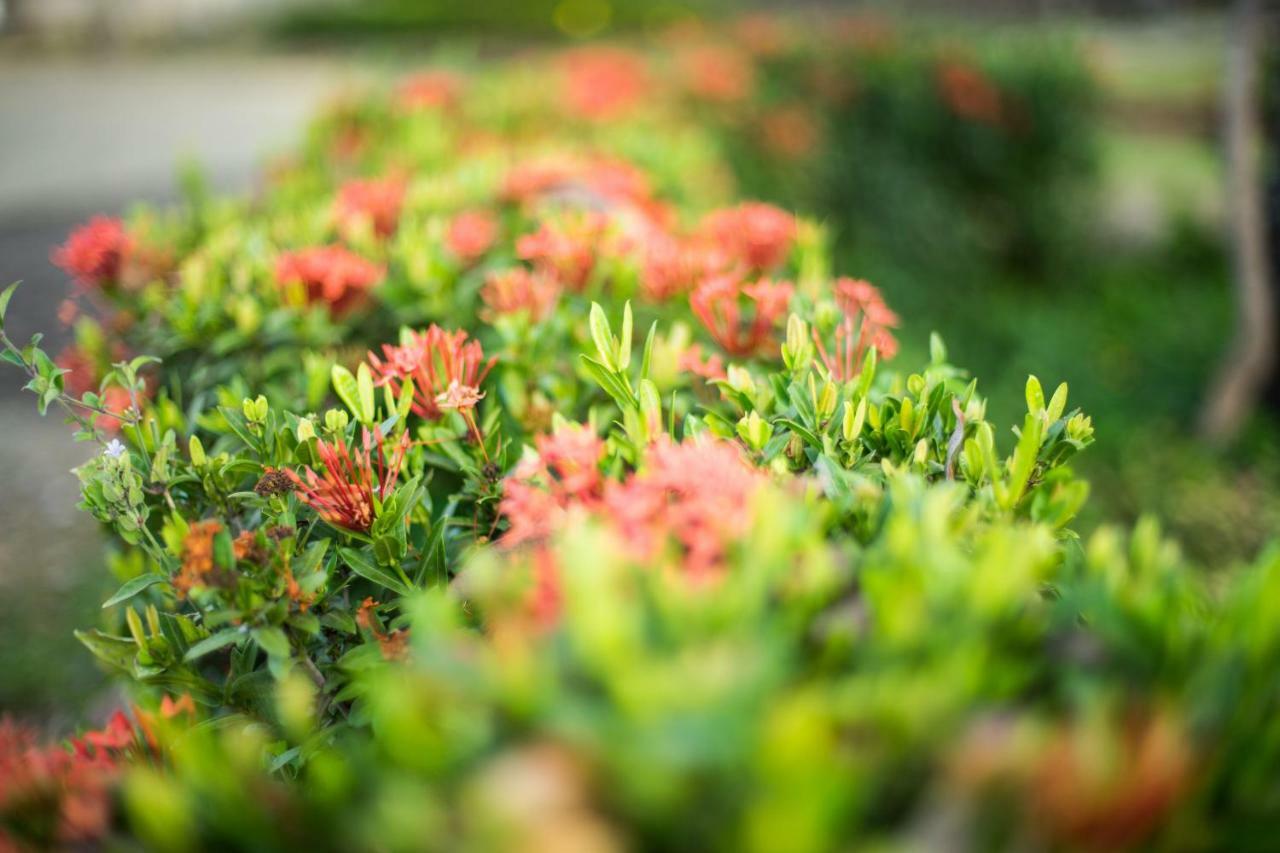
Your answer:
(690, 275), (794, 358)
(560, 47), (649, 121)
(813, 277), (900, 380)
(696, 202), (796, 272)
(479, 268), (559, 323)
(333, 176), (406, 239)
(501, 156), (653, 211)
(935, 59), (1006, 127)
(287, 428), (412, 534)
(367, 326), (496, 422)
(395, 69), (464, 111)
(500, 425), (608, 549)
(446, 210), (499, 264)
(675, 43), (756, 104)
(53, 216), (132, 290)
(275, 246), (384, 317)
(516, 213), (608, 292)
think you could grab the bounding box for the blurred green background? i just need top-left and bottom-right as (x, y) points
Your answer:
(1, 0), (1273, 726)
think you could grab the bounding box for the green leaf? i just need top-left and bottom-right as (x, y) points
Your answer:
(74, 629), (136, 671)
(184, 627), (245, 662)
(0, 282), (18, 330)
(340, 547), (412, 597)
(356, 362), (376, 424)
(617, 300), (633, 370)
(640, 321), (657, 381)
(252, 626), (291, 660)
(332, 365), (361, 421)
(588, 302), (616, 372)
(1025, 375), (1045, 415)
(102, 573), (168, 609)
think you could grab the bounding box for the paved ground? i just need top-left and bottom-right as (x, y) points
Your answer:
(0, 49), (364, 722)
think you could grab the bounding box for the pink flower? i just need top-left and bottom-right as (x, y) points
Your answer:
(367, 326), (495, 422)
(696, 203), (796, 273)
(641, 236), (718, 302)
(500, 425), (607, 550)
(690, 275), (794, 359)
(446, 210), (499, 264)
(275, 246), (384, 317)
(678, 344), (727, 382)
(287, 428), (411, 534)
(480, 268), (559, 323)
(53, 217), (132, 290)
(334, 177), (406, 239)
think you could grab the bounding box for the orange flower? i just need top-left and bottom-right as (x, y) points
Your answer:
(690, 275), (793, 359)
(334, 176), (406, 239)
(367, 326), (495, 422)
(759, 105), (821, 160)
(275, 246), (383, 317)
(287, 428), (411, 534)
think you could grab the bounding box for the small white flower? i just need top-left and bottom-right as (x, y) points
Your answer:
(104, 439), (126, 459)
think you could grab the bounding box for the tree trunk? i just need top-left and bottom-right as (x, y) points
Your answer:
(1201, 0), (1274, 444)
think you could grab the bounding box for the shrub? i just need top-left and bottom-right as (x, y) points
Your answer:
(0, 25), (1271, 852)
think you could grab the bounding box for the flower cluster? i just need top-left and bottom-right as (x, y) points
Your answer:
(367, 326), (495, 422)
(275, 246), (384, 316)
(287, 428), (412, 533)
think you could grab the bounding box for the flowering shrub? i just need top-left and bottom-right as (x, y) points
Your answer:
(0, 29), (1272, 852)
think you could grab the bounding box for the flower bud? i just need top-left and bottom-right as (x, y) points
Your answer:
(324, 408), (350, 434)
(737, 410), (773, 452)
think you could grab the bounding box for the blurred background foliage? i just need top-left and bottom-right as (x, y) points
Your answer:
(1, 0), (1274, 721)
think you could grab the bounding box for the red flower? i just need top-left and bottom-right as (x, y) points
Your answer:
(516, 213), (607, 292)
(480, 268), (559, 323)
(676, 44), (755, 103)
(367, 326), (495, 422)
(396, 70), (464, 111)
(759, 106), (821, 160)
(641, 236), (718, 302)
(936, 60), (1005, 126)
(690, 275), (793, 359)
(696, 202), (796, 273)
(52, 217), (131, 290)
(678, 344), (726, 382)
(334, 177), (406, 239)
(500, 425), (607, 549)
(287, 428), (411, 534)
(446, 210), (499, 264)
(814, 277), (899, 380)
(501, 156), (653, 210)
(275, 246), (383, 317)
(561, 47), (649, 120)
(605, 438), (764, 579)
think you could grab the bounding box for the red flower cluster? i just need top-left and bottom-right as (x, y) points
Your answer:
(287, 428), (411, 534)
(813, 277), (900, 380)
(446, 210), (499, 264)
(334, 176), (406, 239)
(275, 246), (384, 317)
(500, 435), (765, 583)
(0, 713), (135, 849)
(936, 60), (1005, 127)
(52, 217), (131, 290)
(561, 47), (649, 120)
(676, 44), (756, 104)
(516, 213), (608, 292)
(690, 275), (794, 359)
(480, 268), (559, 323)
(367, 326), (496, 422)
(500, 425), (607, 549)
(501, 156), (653, 212)
(696, 202), (796, 272)
(396, 70), (464, 112)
